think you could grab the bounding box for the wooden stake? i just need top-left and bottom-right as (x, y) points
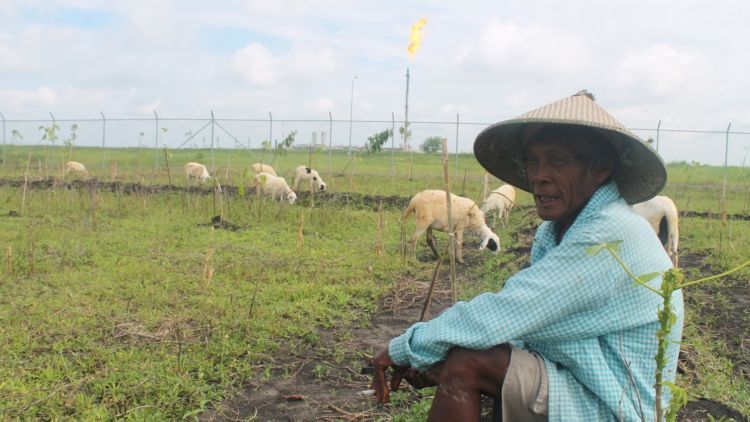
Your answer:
(375, 200), (384, 256)
(111, 161), (117, 182)
(163, 146), (172, 185)
(441, 139), (457, 304)
(420, 253), (445, 321)
(21, 153), (31, 216)
(461, 168), (467, 196)
(6, 245), (13, 277)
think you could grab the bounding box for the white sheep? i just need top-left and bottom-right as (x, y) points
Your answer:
(184, 162), (222, 192)
(403, 189), (500, 264)
(632, 195), (679, 267)
(250, 163), (277, 176)
(292, 165), (327, 192)
(65, 161), (88, 177)
(254, 172), (297, 204)
(481, 184), (516, 227)
(184, 162), (211, 183)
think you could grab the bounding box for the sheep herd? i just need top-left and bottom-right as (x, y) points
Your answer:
(60, 159), (681, 267)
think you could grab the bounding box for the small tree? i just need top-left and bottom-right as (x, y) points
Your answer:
(275, 130), (297, 155)
(420, 136), (443, 153)
(365, 128), (392, 154)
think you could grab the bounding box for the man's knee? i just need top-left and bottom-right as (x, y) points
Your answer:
(440, 344), (512, 393)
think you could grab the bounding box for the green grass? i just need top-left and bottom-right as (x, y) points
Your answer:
(0, 146), (748, 419)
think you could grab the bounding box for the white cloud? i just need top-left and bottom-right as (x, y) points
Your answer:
(231, 41), (339, 88)
(612, 44), (702, 97)
(0, 86), (57, 108)
(476, 19), (590, 74)
(309, 97), (335, 114)
(231, 43), (280, 87)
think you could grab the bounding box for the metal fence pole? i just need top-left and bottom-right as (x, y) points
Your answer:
(100, 111), (106, 169)
(328, 111), (333, 175)
(656, 119), (661, 152)
(268, 111), (273, 164)
(722, 122), (732, 203)
(210, 110), (215, 171)
(153, 110), (159, 169)
(455, 113), (460, 176)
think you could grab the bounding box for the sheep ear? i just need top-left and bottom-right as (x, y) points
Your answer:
(306, 167), (311, 173)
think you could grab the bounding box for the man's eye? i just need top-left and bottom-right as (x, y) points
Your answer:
(550, 156), (567, 167)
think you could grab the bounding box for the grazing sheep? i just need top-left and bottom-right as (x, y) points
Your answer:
(403, 189), (500, 264)
(632, 195), (679, 267)
(65, 161), (88, 177)
(481, 184), (516, 227)
(184, 162), (211, 183)
(184, 162), (221, 192)
(250, 163), (277, 176)
(292, 165), (327, 192)
(254, 172), (297, 204)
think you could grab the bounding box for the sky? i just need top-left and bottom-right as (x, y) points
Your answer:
(1, 0), (750, 165)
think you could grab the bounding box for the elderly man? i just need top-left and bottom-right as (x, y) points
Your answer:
(371, 91), (684, 421)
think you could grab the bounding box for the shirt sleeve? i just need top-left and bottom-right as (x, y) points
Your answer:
(388, 229), (654, 370)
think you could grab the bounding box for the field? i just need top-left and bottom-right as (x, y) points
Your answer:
(0, 145), (749, 420)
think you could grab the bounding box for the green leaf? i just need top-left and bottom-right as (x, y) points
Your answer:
(585, 244), (606, 256)
(637, 272), (660, 284)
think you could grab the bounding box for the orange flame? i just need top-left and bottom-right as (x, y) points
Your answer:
(407, 18), (427, 58)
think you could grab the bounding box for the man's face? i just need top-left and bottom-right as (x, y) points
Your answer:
(523, 140), (611, 228)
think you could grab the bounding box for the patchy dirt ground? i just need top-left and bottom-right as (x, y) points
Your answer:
(198, 251), (748, 422)
(4, 178), (747, 420)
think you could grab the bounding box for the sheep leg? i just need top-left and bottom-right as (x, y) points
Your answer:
(410, 227), (427, 260)
(426, 228), (440, 259)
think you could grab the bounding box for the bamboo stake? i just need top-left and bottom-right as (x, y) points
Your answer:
(420, 253), (445, 321)
(461, 168), (467, 196)
(6, 245), (13, 277)
(163, 146), (172, 185)
(441, 139), (457, 303)
(21, 153), (31, 216)
(375, 200), (384, 256)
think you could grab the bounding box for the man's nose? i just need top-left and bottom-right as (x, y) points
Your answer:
(528, 163), (553, 183)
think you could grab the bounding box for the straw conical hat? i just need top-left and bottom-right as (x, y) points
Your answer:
(473, 90), (666, 204)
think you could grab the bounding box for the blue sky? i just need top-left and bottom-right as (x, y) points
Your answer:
(1, 0), (750, 164)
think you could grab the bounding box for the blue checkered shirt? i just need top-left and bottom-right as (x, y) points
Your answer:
(389, 181), (684, 421)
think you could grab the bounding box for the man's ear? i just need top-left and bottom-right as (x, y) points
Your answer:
(590, 165), (613, 185)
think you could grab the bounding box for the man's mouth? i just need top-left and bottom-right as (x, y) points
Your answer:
(536, 194), (559, 203)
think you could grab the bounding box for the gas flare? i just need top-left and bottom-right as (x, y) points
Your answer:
(407, 18), (427, 58)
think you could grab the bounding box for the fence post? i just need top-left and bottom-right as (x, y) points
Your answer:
(100, 111), (106, 169)
(722, 122), (732, 203)
(153, 110), (159, 169)
(328, 111), (333, 175)
(210, 110), (215, 171)
(268, 111), (273, 164)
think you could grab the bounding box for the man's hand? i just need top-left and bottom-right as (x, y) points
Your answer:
(370, 348), (441, 404)
(370, 348), (407, 404)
